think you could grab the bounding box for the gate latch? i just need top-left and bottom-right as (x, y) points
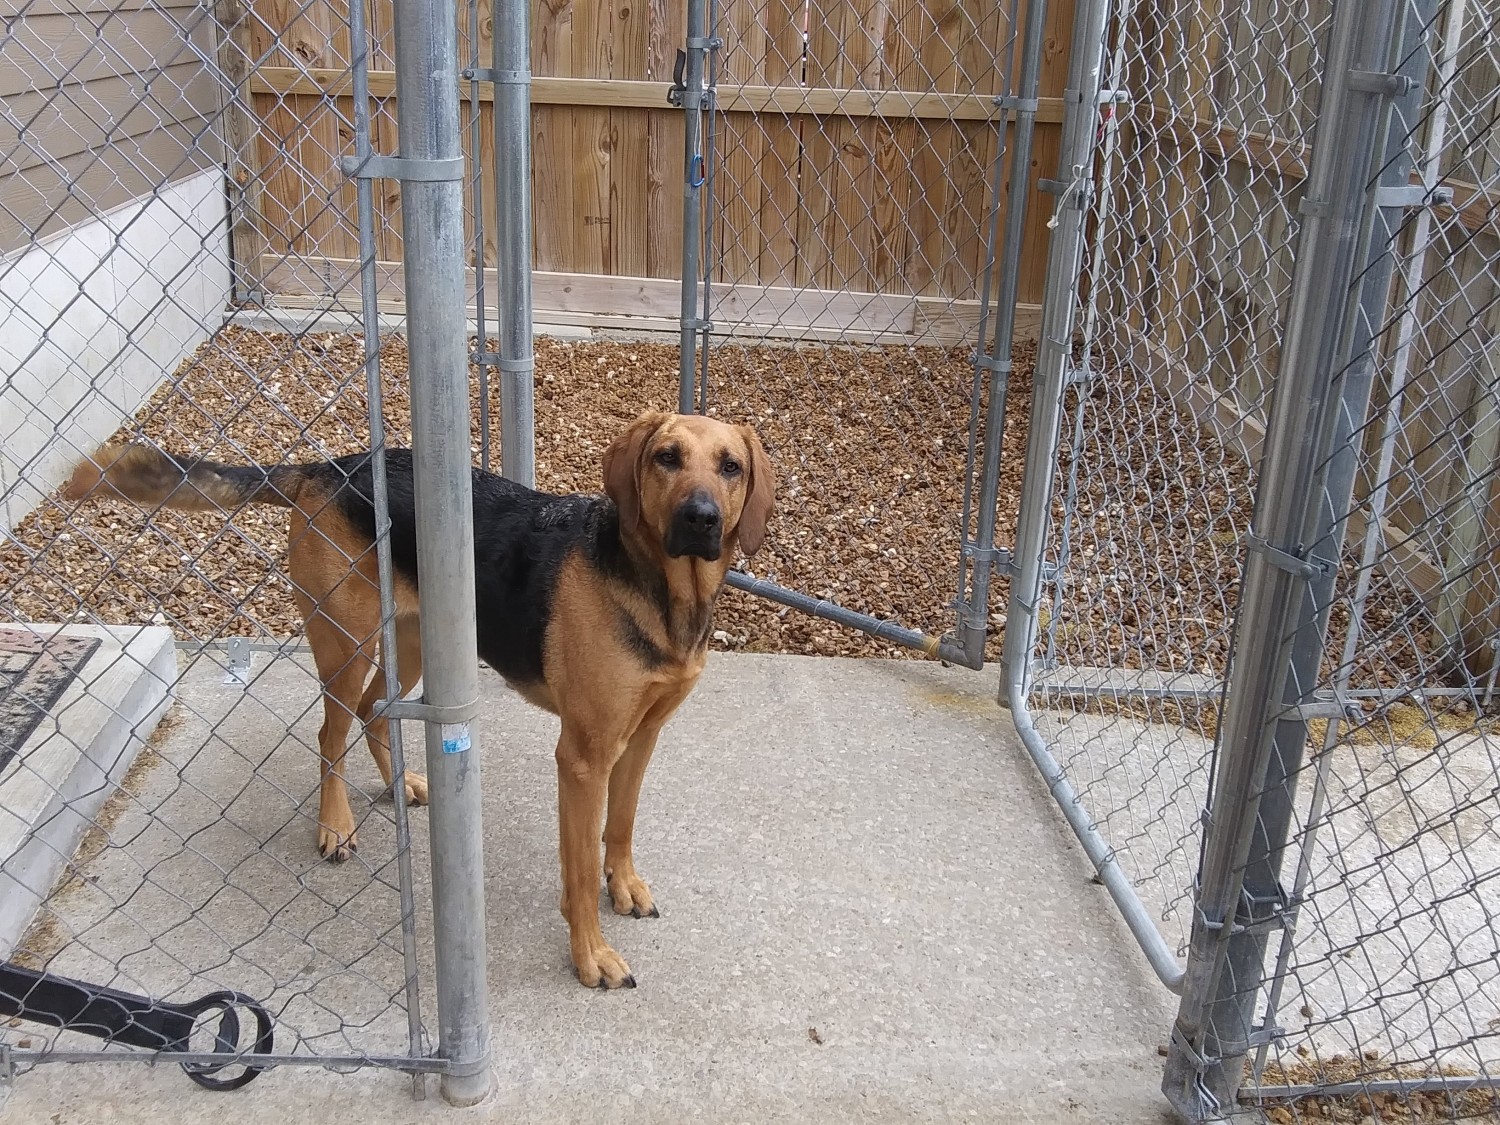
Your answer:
(0, 961), (273, 1091)
(667, 49), (688, 106)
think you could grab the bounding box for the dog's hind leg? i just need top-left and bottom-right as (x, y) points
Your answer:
(307, 615), (377, 862)
(357, 617), (428, 806)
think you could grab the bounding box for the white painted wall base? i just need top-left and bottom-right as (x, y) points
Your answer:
(0, 171), (232, 534)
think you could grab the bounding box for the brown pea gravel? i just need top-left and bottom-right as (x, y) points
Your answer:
(0, 324), (1439, 690)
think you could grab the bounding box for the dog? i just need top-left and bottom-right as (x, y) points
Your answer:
(65, 410), (775, 989)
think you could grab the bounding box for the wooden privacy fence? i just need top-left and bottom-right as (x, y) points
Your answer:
(1091, 0), (1500, 673)
(230, 0), (1081, 343)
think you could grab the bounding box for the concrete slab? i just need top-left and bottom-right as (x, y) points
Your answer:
(0, 624), (175, 956)
(1, 652), (1179, 1124)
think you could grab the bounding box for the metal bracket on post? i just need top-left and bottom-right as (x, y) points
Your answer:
(1347, 69), (1416, 97)
(1245, 534), (1328, 580)
(373, 696), (480, 726)
(1373, 184), (1454, 210)
(340, 155), (467, 182)
(222, 637), (252, 687)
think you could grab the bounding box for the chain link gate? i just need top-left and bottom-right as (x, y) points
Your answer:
(2, 0), (491, 1103)
(669, 0), (1083, 670)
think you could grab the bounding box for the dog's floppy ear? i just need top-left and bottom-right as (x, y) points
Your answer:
(735, 426), (776, 557)
(603, 411), (667, 531)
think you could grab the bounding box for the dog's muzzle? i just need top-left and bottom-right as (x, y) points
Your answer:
(665, 492), (723, 560)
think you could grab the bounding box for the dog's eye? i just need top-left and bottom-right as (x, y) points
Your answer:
(721, 458), (742, 477)
(654, 448), (680, 468)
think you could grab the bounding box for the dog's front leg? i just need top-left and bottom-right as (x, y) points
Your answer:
(555, 723), (635, 989)
(603, 717), (668, 919)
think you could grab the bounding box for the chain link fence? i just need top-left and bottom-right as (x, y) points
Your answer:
(2, 0), (489, 1094)
(999, 0), (1500, 1119)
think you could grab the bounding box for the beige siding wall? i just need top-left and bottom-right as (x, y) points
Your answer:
(0, 1), (224, 254)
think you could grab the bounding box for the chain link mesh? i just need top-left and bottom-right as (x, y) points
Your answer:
(696, 0), (1042, 659)
(1023, 0), (1500, 1116)
(1, 0), (434, 1070)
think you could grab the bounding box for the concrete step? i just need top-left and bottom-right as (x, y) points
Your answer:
(0, 623), (175, 957)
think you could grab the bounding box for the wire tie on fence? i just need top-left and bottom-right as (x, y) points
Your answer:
(339, 154), (466, 183)
(1245, 534), (1325, 580)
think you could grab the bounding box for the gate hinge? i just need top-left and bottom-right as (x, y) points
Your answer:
(340, 154), (466, 183)
(685, 318), (714, 334)
(994, 94), (1039, 113)
(1374, 184), (1454, 210)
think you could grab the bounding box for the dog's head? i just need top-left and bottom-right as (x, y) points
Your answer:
(603, 411), (775, 563)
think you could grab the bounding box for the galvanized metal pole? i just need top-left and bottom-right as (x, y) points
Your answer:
(676, 0), (709, 413)
(391, 0), (492, 1106)
(958, 0), (1046, 665)
(494, 0), (536, 486)
(1248, 0), (1438, 1089)
(1000, 0), (1186, 988)
(1162, 2), (1424, 1118)
(1000, 0), (1108, 695)
(344, 0), (427, 1096)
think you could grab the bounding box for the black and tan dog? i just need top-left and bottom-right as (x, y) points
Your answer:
(66, 411), (775, 989)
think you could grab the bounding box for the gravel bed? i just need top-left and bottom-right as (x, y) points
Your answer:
(0, 324), (1437, 686)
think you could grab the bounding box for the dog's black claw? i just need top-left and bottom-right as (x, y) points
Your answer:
(630, 906), (643, 918)
(623, 975), (637, 989)
(596, 978), (609, 991)
(648, 906), (660, 918)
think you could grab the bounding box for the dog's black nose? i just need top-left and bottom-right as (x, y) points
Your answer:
(678, 494), (722, 533)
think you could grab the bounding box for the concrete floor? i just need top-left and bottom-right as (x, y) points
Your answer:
(2, 651), (1179, 1124)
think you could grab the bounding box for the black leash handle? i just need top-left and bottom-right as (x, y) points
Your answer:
(0, 961), (274, 1090)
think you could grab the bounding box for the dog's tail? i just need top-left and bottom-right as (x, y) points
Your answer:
(64, 443), (312, 512)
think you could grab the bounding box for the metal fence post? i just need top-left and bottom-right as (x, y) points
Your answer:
(1161, 2), (1427, 1118)
(955, 0), (1042, 666)
(676, 0), (710, 413)
(494, 0), (536, 486)
(391, 0), (492, 1106)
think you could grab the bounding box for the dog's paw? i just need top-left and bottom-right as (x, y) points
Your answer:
(605, 864), (658, 919)
(317, 823), (358, 862)
(572, 939), (636, 990)
(402, 771), (429, 806)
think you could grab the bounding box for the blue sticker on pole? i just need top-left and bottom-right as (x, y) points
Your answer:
(441, 722), (471, 755)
